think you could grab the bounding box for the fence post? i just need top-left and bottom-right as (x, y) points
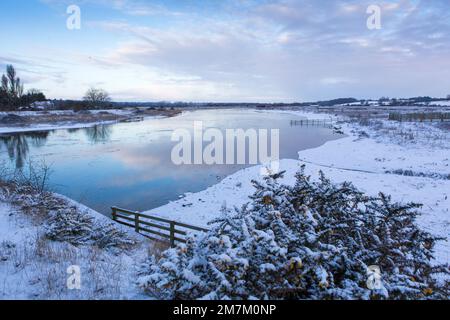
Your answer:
(170, 222), (176, 248)
(112, 207), (117, 221)
(134, 212), (140, 233)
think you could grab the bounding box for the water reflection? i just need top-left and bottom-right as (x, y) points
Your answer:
(0, 125), (112, 168)
(84, 125), (112, 143)
(67, 128), (81, 133)
(28, 131), (51, 147)
(0, 131), (50, 168)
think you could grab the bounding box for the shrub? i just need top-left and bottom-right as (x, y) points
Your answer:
(45, 208), (136, 250)
(138, 167), (449, 300)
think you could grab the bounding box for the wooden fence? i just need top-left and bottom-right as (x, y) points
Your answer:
(389, 112), (450, 122)
(290, 119), (334, 127)
(111, 207), (209, 247)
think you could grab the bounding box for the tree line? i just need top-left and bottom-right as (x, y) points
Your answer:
(0, 65), (46, 110)
(0, 64), (112, 111)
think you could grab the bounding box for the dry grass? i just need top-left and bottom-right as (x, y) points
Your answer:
(0, 108), (182, 129)
(347, 117), (450, 149)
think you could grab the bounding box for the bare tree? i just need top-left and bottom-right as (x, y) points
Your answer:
(83, 87), (111, 108)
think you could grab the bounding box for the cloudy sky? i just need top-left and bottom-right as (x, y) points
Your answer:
(0, 0), (449, 102)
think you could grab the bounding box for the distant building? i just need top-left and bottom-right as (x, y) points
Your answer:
(21, 101), (55, 110)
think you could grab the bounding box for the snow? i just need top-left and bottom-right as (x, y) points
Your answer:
(430, 100), (450, 106)
(0, 192), (153, 299)
(145, 111), (449, 265)
(0, 109), (132, 117)
(1, 108), (449, 298)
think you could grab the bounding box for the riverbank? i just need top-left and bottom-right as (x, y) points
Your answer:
(0, 108), (181, 134)
(0, 179), (155, 299)
(145, 110), (449, 265)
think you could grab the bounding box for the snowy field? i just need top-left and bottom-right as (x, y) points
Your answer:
(430, 100), (450, 107)
(146, 111), (450, 265)
(0, 190), (153, 299)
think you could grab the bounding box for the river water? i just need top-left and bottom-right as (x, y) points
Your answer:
(0, 109), (342, 215)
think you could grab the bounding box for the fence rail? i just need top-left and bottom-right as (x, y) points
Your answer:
(111, 207), (209, 247)
(389, 112), (450, 122)
(290, 119), (334, 127)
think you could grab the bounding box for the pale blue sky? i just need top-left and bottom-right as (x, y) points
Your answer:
(0, 0), (449, 102)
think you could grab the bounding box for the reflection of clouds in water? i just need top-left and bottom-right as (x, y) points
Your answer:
(101, 140), (242, 188)
(114, 148), (165, 167)
(101, 163), (239, 189)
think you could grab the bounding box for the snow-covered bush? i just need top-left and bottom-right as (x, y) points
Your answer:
(45, 207), (136, 250)
(91, 223), (137, 250)
(138, 167), (449, 300)
(0, 175), (136, 251)
(46, 208), (95, 245)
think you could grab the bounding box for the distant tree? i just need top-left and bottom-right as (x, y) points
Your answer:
(0, 65), (26, 109)
(447, 94), (450, 100)
(20, 89), (47, 106)
(6, 65), (23, 99)
(83, 88), (111, 108)
(318, 98), (358, 107)
(27, 88), (43, 96)
(27, 89), (46, 101)
(0, 75), (9, 108)
(1, 75), (8, 92)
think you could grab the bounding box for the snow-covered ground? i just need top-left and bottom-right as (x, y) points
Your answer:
(0, 109), (133, 117)
(145, 112), (449, 265)
(0, 191), (153, 299)
(430, 100), (450, 106)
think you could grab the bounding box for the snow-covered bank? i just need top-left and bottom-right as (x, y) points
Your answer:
(0, 108), (181, 134)
(0, 109), (133, 117)
(0, 185), (154, 299)
(145, 111), (449, 264)
(0, 109), (132, 134)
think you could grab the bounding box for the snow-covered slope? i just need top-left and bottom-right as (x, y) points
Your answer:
(0, 194), (152, 299)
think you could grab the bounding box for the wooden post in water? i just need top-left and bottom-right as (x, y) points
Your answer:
(112, 207), (117, 221)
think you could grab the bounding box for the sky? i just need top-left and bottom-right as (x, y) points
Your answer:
(0, 0), (449, 102)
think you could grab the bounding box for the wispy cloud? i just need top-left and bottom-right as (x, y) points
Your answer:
(3, 0), (450, 101)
